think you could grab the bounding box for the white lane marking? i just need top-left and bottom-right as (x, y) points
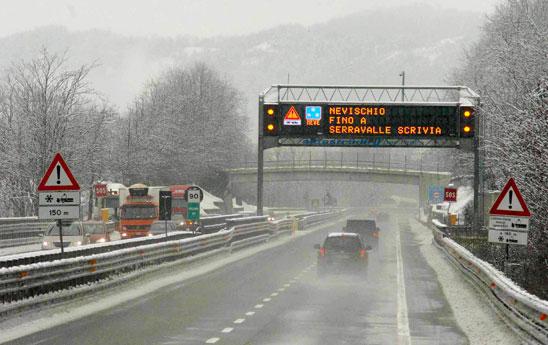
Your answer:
(284, 283), (290, 287)
(206, 338), (220, 344)
(221, 327), (233, 333)
(396, 229), (412, 345)
(263, 298), (271, 302)
(245, 311), (255, 316)
(233, 318), (245, 324)
(254, 304), (264, 309)
(278, 287), (285, 292)
(271, 292), (278, 297)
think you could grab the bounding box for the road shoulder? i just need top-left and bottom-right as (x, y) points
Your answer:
(408, 218), (520, 345)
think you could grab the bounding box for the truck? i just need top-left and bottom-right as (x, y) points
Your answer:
(119, 184), (168, 238)
(343, 218), (380, 249)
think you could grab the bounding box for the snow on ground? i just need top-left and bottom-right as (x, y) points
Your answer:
(0, 244), (42, 258)
(408, 217), (520, 345)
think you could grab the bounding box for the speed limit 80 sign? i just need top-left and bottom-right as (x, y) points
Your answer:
(185, 186), (203, 203)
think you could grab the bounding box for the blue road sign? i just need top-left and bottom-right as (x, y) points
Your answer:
(428, 185), (444, 204)
(305, 106), (322, 120)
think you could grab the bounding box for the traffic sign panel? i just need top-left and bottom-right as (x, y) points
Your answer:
(489, 215), (529, 232)
(38, 205), (80, 220)
(37, 153), (80, 191)
(39, 192), (80, 206)
(489, 178), (530, 216)
(185, 186), (203, 203)
(488, 229), (528, 246)
(94, 183), (108, 197)
(444, 188), (457, 202)
(283, 106), (301, 126)
(428, 185), (444, 204)
(187, 202), (200, 221)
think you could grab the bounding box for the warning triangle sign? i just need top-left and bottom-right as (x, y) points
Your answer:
(283, 106), (301, 126)
(37, 153), (80, 191)
(489, 178), (530, 217)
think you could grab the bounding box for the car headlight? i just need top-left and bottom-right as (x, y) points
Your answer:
(96, 238), (106, 243)
(75, 241), (82, 246)
(147, 233), (153, 237)
(122, 232), (128, 237)
(42, 241), (49, 247)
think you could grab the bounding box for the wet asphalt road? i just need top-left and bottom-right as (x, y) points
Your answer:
(9, 209), (467, 345)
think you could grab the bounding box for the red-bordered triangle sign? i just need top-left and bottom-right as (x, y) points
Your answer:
(37, 153), (80, 191)
(489, 178), (530, 216)
(283, 106), (301, 125)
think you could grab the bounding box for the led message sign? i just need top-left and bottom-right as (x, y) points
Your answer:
(276, 104), (459, 139)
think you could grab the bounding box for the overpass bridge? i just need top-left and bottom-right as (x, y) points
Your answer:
(226, 157), (451, 210)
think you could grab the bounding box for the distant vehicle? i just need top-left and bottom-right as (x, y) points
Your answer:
(343, 218), (380, 249)
(119, 184), (167, 238)
(315, 232), (371, 276)
(42, 221), (90, 250)
(149, 220), (180, 235)
(82, 221), (121, 244)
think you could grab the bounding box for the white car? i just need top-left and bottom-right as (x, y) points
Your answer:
(42, 221), (90, 250)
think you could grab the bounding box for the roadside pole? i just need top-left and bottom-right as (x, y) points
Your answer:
(58, 219), (64, 255)
(257, 95), (264, 216)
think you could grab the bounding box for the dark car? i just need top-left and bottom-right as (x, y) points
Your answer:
(315, 232), (371, 276)
(149, 220), (180, 236)
(343, 219), (380, 249)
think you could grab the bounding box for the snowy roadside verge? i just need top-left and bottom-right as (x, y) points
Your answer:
(408, 218), (520, 345)
(0, 217), (342, 344)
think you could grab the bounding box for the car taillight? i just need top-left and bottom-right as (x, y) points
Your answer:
(359, 249), (366, 257)
(319, 247), (326, 256)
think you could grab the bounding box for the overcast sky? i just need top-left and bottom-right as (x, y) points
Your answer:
(0, 0), (500, 38)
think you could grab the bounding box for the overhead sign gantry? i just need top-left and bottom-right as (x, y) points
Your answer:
(257, 85), (481, 220)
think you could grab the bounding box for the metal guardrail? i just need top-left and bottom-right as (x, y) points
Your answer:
(0, 218), (50, 249)
(0, 214), (244, 267)
(0, 211), (343, 311)
(431, 223), (548, 344)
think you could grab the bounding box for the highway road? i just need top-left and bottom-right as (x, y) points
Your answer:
(8, 210), (467, 345)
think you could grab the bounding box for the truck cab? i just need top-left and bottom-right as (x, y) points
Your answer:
(119, 184), (160, 238)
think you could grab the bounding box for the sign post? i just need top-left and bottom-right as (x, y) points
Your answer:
(37, 153), (81, 255)
(487, 178), (531, 271)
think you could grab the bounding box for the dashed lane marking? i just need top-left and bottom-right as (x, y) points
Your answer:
(271, 292), (278, 297)
(263, 298), (271, 302)
(233, 318), (245, 324)
(206, 338), (220, 344)
(284, 284), (290, 287)
(254, 304), (264, 309)
(221, 327), (233, 333)
(245, 311), (255, 316)
(278, 288), (285, 292)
